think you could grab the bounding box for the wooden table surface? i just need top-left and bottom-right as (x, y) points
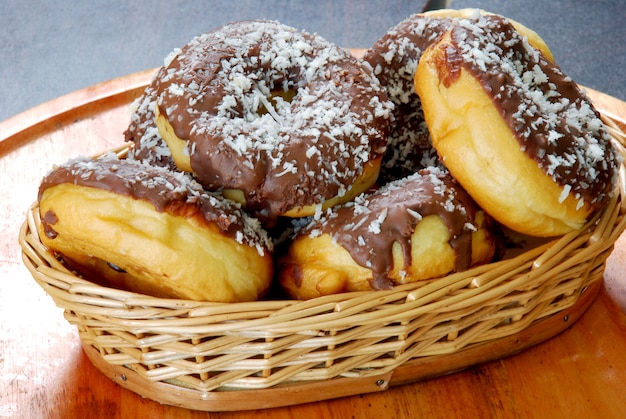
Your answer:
(2, 67), (626, 418)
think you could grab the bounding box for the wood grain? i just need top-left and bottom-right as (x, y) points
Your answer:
(1, 69), (626, 418)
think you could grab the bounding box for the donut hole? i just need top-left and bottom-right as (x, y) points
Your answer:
(256, 88), (297, 119)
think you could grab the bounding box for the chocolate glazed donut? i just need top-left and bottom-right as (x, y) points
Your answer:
(38, 154), (274, 303)
(415, 13), (619, 236)
(278, 167), (500, 300)
(153, 20), (394, 224)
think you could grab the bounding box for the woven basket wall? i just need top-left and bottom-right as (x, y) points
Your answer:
(19, 114), (626, 398)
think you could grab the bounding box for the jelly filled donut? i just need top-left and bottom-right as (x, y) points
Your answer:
(364, 9), (554, 182)
(415, 14), (619, 237)
(153, 20), (394, 223)
(38, 154), (273, 303)
(278, 167), (500, 300)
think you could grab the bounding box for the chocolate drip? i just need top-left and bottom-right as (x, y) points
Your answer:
(42, 210), (58, 239)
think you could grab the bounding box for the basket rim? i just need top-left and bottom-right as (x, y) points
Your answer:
(19, 170), (626, 326)
(18, 110), (626, 323)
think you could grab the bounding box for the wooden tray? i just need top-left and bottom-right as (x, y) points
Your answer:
(4, 61), (626, 415)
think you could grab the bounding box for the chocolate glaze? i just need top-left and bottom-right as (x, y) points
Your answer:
(364, 14), (453, 182)
(301, 167), (482, 289)
(154, 20), (394, 222)
(441, 15), (618, 209)
(38, 154), (273, 254)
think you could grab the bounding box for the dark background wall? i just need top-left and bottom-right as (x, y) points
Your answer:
(1, 0), (623, 122)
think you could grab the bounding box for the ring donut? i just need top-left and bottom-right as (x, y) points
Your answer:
(38, 154), (274, 302)
(278, 167), (500, 300)
(153, 20), (394, 223)
(415, 13), (619, 236)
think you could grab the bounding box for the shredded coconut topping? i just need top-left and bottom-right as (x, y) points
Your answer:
(125, 84), (175, 169)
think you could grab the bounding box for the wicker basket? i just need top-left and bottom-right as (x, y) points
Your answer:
(19, 114), (626, 411)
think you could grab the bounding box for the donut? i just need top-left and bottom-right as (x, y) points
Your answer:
(414, 13), (619, 237)
(364, 9), (554, 182)
(277, 167), (501, 300)
(37, 153), (273, 303)
(152, 20), (394, 224)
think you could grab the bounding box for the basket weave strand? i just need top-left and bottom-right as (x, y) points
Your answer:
(19, 113), (626, 396)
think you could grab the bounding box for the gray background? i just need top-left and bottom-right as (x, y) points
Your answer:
(1, 0), (624, 123)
